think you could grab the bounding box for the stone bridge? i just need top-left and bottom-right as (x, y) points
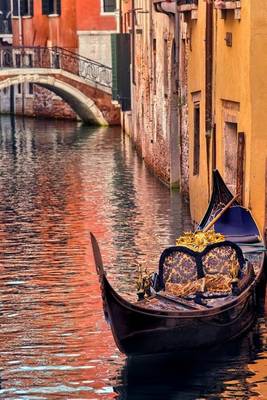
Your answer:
(0, 46), (120, 125)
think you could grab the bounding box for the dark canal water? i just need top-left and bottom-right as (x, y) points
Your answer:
(0, 116), (266, 399)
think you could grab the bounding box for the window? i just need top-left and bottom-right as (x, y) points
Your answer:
(28, 83), (34, 95)
(13, 0), (34, 17)
(193, 103), (200, 176)
(17, 84), (22, 95)
(103, 0), (116, 13)
(27, 53), (33, 67)
(224, 122), (238, 194)
(15, 53), (21, 67)
(42, 0), (61, 16)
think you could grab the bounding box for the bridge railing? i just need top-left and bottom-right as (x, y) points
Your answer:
(0, 46), (112, 88)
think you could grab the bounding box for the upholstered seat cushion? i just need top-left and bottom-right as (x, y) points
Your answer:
(157, 241), (245, 296)
(163, 251), (198, 285)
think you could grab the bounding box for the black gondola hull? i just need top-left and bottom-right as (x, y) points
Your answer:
(103, 275), (257, 356)
(91, 170), (265, 356)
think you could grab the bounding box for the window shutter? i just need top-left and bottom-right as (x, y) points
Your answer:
(117, 34), (131, 111)
(111, 34), (119, 101)
(56, 0), (61, 15)
(111, 33), (131, 111)
(13, 0), (19, 16)
(42, 0), (50, 15)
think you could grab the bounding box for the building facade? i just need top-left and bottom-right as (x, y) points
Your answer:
(0, 0), (118, 121)
(120, 0), (267, 237)
(185, 0), (267, 237)
(120, 0), (190, 190)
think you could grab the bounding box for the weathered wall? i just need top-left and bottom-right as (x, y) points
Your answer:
(12, 0), (77, 48)
(14, 85), (78, 120)
(76, 0), (117, 31)
(187, 0), (267, 234)
(249, 2), (267, 233)
(76, 0), (117, 67)
(122, 0), (181, 186)
(78, 32), (113, 67)
(10, 0), (117, 122)
(187, 3), (209, 223)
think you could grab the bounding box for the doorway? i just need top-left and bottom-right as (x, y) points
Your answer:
(224, 122), (238, 194)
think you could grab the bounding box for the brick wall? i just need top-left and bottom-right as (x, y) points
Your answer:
(15, 85), (78, 120)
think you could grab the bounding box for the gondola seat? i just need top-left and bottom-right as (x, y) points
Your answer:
(157, 241), (246, 297)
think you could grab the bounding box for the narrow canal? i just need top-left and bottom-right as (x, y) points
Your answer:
(0, 116), (266, 399)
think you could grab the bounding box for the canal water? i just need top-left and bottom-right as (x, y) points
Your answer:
(0, 116), (266, 399)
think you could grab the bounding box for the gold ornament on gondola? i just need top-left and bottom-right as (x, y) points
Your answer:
(229, 252), (240, 283)
(136, 264), (152, 300)
(176, 229), (225, 252)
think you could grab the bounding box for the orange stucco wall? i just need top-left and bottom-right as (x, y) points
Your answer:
(12, 0), (117, 48)
(12, 0), (77, 49)
(76, 0), (116, 31)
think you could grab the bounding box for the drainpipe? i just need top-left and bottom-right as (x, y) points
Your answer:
(131, 0), (135, 85)
(119, 0), (123, 34)
(205, 0), (213, 198)
(18, 0), (23, 46)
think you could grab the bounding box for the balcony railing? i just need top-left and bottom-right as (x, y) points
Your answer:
(0, 46), (112, 88)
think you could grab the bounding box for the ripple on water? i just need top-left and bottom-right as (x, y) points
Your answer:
(0, 116), (266, 399)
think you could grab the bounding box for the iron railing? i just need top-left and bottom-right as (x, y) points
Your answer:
(0, 46), (112, 88)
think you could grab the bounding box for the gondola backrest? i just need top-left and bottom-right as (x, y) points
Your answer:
(157, 241), (245, 291)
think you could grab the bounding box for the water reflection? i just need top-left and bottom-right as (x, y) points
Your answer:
(115, 319), (267, 400)
(0, 115), (266, 399)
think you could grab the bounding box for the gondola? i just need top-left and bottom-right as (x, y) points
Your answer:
(90, 170), (265, 356)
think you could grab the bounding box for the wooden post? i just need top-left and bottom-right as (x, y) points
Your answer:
(236, 132), (245, 204)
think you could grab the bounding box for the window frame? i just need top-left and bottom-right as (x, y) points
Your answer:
(13, 0), (34, 17)
(101, 0), (117, 15)
(42, 0), (61, 16)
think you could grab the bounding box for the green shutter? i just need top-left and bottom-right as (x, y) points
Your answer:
(119, 34), (131, 111)
(111, 34), (119, 101)
(42, 0), (50, 15)
(111, 33), (131, 110)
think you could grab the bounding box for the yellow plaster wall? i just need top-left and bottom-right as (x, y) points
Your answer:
(249, 3), (267, 233)
(188, 3), (209, 224)
(214, 3), (252, 207)
(188, 0), (267, 234)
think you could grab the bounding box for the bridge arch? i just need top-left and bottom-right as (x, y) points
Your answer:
(0, 73), (109, 125)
